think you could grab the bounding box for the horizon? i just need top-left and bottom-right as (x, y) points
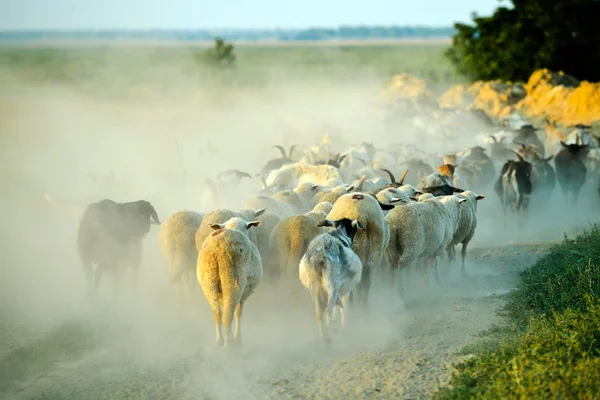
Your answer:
(0, 24), (455, 33)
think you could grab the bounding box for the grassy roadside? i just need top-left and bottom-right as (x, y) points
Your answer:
(434, 224), (600, 399)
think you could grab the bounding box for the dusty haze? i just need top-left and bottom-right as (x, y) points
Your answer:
(1, 43), (598, 399)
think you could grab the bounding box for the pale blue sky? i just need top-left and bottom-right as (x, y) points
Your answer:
(2, 0), (502, 31)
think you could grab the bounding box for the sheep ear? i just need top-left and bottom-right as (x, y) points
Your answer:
(254, 208), (266, 217)
(311, 184), (320, 191)
(409, 196), (418, 201)
(378, 201), (395, 210)
(316, 220), (333, 228)
(246, 220), (261, 229)
(458, 198), (467, 204)
(476, 195), (486, 201)
(209, 223), (224, 230)
(414, 189), (423, 195)
(345, 185), (355, 193)
(390, 197), (404, 203)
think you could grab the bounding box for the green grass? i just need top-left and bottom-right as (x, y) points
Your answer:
(434, 224), (600, 399)
(0, 43), (459, 99)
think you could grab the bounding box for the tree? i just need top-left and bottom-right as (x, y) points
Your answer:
(446, 0), (600, 82)
(197, 37), (236, 68)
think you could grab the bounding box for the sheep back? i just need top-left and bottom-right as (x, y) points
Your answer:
(195, 209), (260, 250)
(326, 193), (387, 271)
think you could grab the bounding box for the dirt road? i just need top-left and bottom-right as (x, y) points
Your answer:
(0, 242), (551, 400)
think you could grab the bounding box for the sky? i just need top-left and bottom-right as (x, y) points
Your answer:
(1, 0), (502, 31)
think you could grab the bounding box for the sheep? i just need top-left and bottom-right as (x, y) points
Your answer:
(255, 212), (282, 281)
(272, 189), (312, 214)
(385, 195), (466, 293)
(494, 153), (533, 229)
(294, 182), (326, 203)
(244, 195), (295, 220)
(326, 193), (394, 309)
(415, 193), (435, 201)
(313, 190), (345, 207)
(417, 165), (464, 196)
(418, 164), (455, 188)
(197, 217), (262, 347)
(159, 210), (206, 308)
(446, 191), (485, 276)
(265, 162), (346, 188)
(77, 199), (161, 300)
(375, 188), (411, 208)
(195, 208), (266, 251)
(269, 202), (334, 281)
(554, 141), (590, 206)
(299, 218), (365, 343)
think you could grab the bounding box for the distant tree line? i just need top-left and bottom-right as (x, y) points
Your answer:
(0, 26), (454, 43)
(446, 0), (600, 82)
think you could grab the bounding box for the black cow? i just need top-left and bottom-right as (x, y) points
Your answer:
(77, 199), (160, 300)
(494, 153), (533, 229)
(554, 141), (589, 206)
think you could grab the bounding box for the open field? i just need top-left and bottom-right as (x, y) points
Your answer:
(1, 42), (599, 399)
(0, 42), (459, 99)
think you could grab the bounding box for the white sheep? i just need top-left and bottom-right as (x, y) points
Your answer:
(299, 218), (365, 343)
(159, 210), (205, 309)
(268, 201), (334, 281)
(326, 192), (394, 308)
(265, 162), (346, 188)
(197, 217), (263, 347)
(272, 189), (312, 214)
(385, 195), (466, 293)
(244, 195), (295, 220)
(446, 191), (485, 276)
(195, 208), (265, 251)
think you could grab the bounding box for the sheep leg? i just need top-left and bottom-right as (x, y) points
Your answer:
(445, 246), (454, 265)
(221, 295), (236, 347)
(340, 293), (351, 332)
(461, 243), (470, 277)
(432, 257), (444, 287)
(210, 298), (224, 347)
(233, 302), (243, 347)
(357, 268), (372, 311)
(312, 288), (330, 343)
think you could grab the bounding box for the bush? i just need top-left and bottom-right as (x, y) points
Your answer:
(195, 37), (236, 69)
(436, 302), (600, 399)
(446, 0), (600, 82)
(434, 224), (600, 399)
(504, 224), (600, 328)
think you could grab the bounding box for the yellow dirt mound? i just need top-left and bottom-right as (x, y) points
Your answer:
(388, 69), (600, 127)
(384, 73), (435, 103)
(439, 80), (525, 120)
(516, 69), (600, 126)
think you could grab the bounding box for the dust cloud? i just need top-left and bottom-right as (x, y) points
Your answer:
(0, 44), (598, 399)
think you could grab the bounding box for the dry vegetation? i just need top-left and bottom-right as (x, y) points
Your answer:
(1, 42), (599, 399)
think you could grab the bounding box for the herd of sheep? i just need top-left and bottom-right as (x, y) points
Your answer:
(65, 109), (598, 347)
